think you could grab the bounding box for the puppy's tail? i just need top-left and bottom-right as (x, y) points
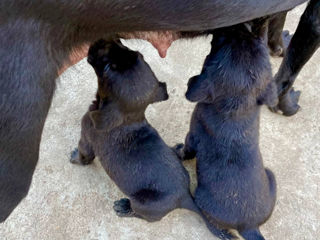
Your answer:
(180, 196), (235, 240)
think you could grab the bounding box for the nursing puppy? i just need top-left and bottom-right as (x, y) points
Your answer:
(70, 40), (204, 224)
(175, 21), (277, 240)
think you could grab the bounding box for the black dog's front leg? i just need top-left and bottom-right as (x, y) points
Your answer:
(270, 0), (320, 116)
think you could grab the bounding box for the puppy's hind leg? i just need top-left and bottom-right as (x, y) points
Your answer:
(180, 196), (235, 240)
(172, 133), (197, 161)
(70, 137), (95, 165)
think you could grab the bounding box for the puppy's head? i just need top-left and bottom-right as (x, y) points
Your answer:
(186, 33), (277, 112)
(87, 39), (168, 130)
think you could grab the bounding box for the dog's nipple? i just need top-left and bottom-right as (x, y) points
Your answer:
(151, 41), (170, 58)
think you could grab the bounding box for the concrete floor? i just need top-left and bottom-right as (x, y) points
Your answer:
(1, 4), (319, 240)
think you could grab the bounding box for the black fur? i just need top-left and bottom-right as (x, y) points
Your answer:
(270, 0), (320, 116)
(267, 11), (289, 57)
(0, 0), (309, 222)
(174, 21), (277, 240)
(70, 40), (223, 235)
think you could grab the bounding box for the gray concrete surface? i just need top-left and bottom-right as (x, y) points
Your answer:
(1, 4), (319, 240)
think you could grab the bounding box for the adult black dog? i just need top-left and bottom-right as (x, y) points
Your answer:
(0, 0), (308, 222)
(174, 20), (277, 239)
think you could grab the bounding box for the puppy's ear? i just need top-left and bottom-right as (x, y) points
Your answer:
(89, 104), (123, 131)
(185, 75), (212, 102)
(257, 81), (278, 107)
(153, 82), (169, 102)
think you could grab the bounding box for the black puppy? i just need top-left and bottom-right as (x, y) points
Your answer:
(70, 40), (206, 225)
(175, 21), (277, 240)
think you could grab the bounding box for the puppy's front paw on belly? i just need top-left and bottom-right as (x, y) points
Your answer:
(113, 198), (134, 217)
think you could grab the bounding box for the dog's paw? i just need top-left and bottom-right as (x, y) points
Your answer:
(70, 148), (94, 165)
(113, 198), (134, 217)
(70, 148), (81, 164)
(172, 143), (185, 160)
(269, 44), (284, 57)
(279, 88), (301, 117)
(269, 31), (291, 57)
(269, 88), (301, 116)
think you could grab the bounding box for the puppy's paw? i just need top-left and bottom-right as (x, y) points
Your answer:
(172, 143), (185, 160)
(70, 148), (93, 165)
(113, 198), (134, 217)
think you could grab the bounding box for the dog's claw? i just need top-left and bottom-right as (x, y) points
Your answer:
(113, 198), (134, 217)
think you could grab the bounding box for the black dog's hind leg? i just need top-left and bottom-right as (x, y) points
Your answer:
(268, 11), (288, 57)
(70, 136), (95, 165)
(270, 0), (320, 116)
(172, 133), (197, 160)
